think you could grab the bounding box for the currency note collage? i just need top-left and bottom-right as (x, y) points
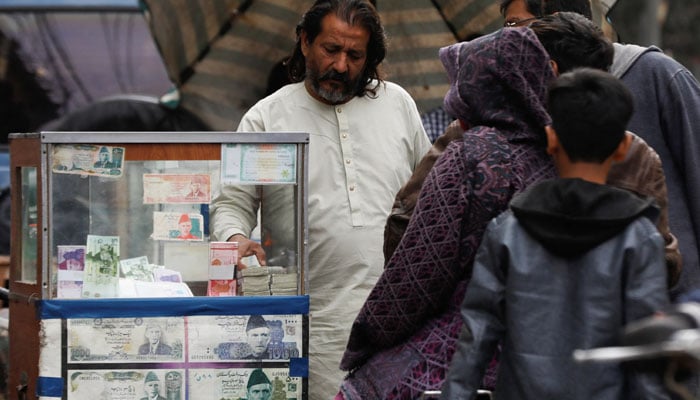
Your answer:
(65, 315), (305, 399)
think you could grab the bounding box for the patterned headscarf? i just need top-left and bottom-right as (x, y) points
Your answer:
(440, 28), (554, 140)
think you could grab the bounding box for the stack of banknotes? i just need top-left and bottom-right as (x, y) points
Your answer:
(270, 272), (298, 296)
(237, 266), (298, 296)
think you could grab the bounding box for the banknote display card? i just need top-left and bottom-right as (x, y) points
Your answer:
(221, 143), (296, 185)
(187, 315), (302, 362)
(68, 317), (185, 363)
(67, 369), (186, 400)
(82, 235), (120, 298)
(152, 212), (204, 241)
(52, 144), (125, 177)
(188, 368), (302, 400)
(143, 173), (211, 204)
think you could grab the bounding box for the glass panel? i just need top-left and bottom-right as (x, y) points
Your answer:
(48, 144), (301, 299)
(20, 166), (38, 282)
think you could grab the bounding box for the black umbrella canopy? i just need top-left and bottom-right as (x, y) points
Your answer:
(141, 0), (504, 130)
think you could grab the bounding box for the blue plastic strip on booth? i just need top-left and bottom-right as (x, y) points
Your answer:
(36, 376), (63, 397)
(289, 357), (309, 377)
(38, 295), (309, 319)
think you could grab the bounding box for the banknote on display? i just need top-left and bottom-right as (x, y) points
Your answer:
(143, 173), (211, 204)
(153, 268), (183, 283)
(188, 315), (302, 361)
(52, 144), (125, 177)
(57, 245), (86, 298)
(207, 279), (236, 296)
(119, 256), (155, 282)
(82, 235), (120, 298)
(152, 212), (204, 241)
(68, 317), (185, 363)
(67, 369), (185, 400)
(209, 241), (238, 280)
(189, 368), (302, 400)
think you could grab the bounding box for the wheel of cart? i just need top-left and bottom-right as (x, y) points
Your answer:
(574, 302), (700, 400)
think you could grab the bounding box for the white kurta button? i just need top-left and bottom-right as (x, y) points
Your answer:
(346, 159), (351, 164)
(349, 185), (355, 191)
(342, 133), (348, 139)
(336, 107), (342, 113)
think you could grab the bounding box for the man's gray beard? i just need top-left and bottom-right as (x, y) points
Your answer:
(311, 79), (354, 104)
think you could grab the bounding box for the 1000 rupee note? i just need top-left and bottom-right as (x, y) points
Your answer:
(68, 317), (185, 363)
(187, 315), (302, 361)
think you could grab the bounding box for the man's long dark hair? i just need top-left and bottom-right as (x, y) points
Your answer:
(287, 0), (386, 98)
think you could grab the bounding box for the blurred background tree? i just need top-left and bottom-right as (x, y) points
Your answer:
(610, 0), (700, 76)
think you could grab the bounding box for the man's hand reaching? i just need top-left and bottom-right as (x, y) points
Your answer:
(228, 234), (267, 269)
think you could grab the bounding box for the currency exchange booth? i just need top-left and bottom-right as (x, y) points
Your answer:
(8, 131), (309, 400)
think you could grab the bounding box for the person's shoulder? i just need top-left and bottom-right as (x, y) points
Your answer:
(255, 82), (306, 106)
(239, 82), (308, 128)
(479, 208), (520, 245)
(617, 43), (690, 76)
(377, 80), (414, 99)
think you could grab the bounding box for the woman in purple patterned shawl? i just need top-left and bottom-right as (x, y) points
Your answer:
(337, 27), (557, 399)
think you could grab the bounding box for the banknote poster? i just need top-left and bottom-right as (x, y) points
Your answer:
(57, 245), (86, 298)
(67, 369), (185, 400)
(82, 235), (120, 298)
(189, 368), (302, 400)
(221, 143), (296, 185)
(143, 173), (211, 204)
(68, 317), (185, 363)
(52, 144), (124, 177)
(152, 212), (204, 241)
(188, 315), (302, 362)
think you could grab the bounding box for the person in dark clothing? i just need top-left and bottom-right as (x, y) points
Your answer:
(528, 12), (681, 288)
(503, 0), (700, 304)
(442, 68), (670, 399)
(339, 27), (557, 399)
(383, 12), (682, 292)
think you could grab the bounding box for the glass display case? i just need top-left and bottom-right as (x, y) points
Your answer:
(8, 131), (310, 400)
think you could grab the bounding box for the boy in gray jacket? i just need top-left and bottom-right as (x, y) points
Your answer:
(441, 68), (670, 400)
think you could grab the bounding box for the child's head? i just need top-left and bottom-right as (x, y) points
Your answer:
(546, 67), (633, 163)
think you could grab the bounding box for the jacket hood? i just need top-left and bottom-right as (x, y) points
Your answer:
(510, 178), (659, 257)
(610, 43), (661, 78)
(439, 28), (555, 142)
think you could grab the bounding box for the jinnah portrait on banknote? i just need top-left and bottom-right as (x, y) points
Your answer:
(138, 323), (173, 356)
(244, 315), (271, 360)
(141, 371), (166, 400)
(245, 369), (272, 400)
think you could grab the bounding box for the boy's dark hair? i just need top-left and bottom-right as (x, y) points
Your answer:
(499, 0), (543, 17)
(288, 0), (386, 98)
(542, 0), (593, 19)
(547, 68), (634, 163)
(529, 12), (613, 73)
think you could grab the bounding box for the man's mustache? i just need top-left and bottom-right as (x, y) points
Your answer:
(320, 70), (350, 83)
